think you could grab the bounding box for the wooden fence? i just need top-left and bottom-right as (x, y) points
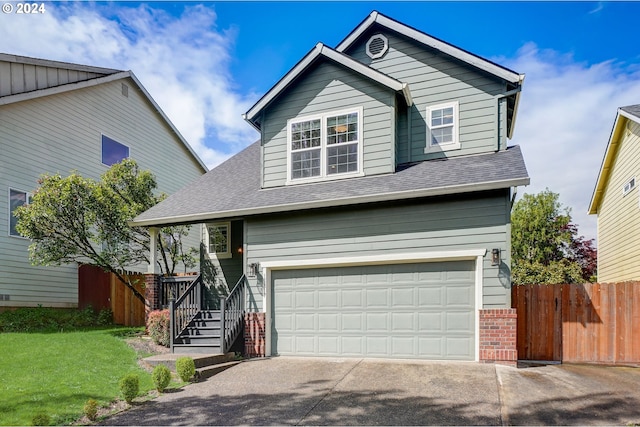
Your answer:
(78, 264), (146, 326)
(512, 282), (640, 364)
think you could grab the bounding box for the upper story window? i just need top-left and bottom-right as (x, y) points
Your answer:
(287, 107), (363, 183)
(206, 222), (231, 259)
(8, 188), (32, 237)
(102, 135), (129, 166)
(425, 101), (460, 152)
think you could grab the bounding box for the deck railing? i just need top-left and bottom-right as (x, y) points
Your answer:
(167, 274), (203, 351)
(220, 275), (247, 353)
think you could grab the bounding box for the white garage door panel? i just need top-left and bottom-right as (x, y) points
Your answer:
(272, 261), (475, 360)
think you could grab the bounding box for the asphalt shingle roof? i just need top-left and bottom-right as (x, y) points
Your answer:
(133, 142), (529, 226)
(621, 104), (640, 121)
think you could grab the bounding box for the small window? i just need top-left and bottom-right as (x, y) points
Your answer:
(206, 222), (231, 258)
(287, 107), (363, 183)
(102, 135), (129, 166)
(8, 188), (32, 237)
(623, 177), (636, 196)
(425, 101), (460, 152)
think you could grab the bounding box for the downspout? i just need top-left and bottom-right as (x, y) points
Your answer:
(494, 86), (522, 151)
(407, 104), (412, 163)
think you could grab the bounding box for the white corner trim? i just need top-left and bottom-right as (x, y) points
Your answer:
(261, 248), (487, 357)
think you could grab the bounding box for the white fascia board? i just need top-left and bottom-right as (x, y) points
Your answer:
(260, 249), (487, 270)
(507, 74), (526, 139)
(130, 176), (530, 227)
(336, 12), (521, 84)
(588, 110), (626, 214)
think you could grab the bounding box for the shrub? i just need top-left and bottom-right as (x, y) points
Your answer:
(0, 307), (104, 332)
(97, 308), (114, 325)
(147, 309), (170, 347)
(152, 364), (172, 392)
(119, 374), (139, 403)
(31, 413), (51, 426)
(83, 399), (99, 421)
(176, 356), (196, 382)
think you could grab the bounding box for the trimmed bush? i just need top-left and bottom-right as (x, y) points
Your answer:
(31, 413), (51, 426)
(119, 374), (140, 403)
(97, 308), (114, 325)
(176, 356), (196, 382)
(152, 364), (172, 392)
(0, 307), (101, 332)
(147, 309), (170, 347)
(83, 399), (99, 421)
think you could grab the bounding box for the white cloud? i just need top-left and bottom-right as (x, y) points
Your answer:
(0, 3), (259, 169)
(504, 43), (640, 242)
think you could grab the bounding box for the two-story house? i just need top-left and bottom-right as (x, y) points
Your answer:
(589, 105), (640, 282)
(0, 53), (207, 310)
(132, 12), (530, 364)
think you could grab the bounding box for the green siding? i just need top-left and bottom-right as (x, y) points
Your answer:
(245, 190), (512, 311)
(261, 61), (396, 188)
(345, 29), (508, 162)
(0, 78), (204, 308)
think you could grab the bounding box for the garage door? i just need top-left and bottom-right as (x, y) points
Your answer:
(271, 261), (476, 360)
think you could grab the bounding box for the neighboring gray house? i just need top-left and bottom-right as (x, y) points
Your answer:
(0, 53), (207, 309)
(133, 11), (529, 364)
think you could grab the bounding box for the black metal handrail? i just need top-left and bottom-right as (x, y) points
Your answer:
(220, 274), (247, 353)
(159, 274), (199, 308)
(168, 274), (203, 351)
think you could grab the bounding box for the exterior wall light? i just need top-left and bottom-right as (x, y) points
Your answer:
(247, 262), (259, 278)
(491, 248), (501, 266)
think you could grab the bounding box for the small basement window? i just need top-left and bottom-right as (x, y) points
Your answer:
(623, 177), (636, 196)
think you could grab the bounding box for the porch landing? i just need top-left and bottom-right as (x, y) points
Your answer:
(143, 352), (241, 379)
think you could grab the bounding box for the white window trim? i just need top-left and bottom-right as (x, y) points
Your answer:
(101, 134), (130, 167)
(286, 106), (364, 185)
(8, 187), (31, 238)
(425, 101), (460, 153)
(622, 176), (636, 196)
(205, 222), (231, 259)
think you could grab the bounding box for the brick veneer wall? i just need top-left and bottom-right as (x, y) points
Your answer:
(245, 312), (266, 357)
(144, 274), (160, 318)
(479, 308), (517, 366)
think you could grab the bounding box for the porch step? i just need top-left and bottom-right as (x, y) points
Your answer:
(143, 352), (238, 377)
(173, 344), (222, 354)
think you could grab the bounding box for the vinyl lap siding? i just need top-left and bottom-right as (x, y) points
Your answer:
(245, 190), (511, 311)
(345, 30), (507, 163)
(261, 61), (395, 188)
(0, 79), (204, 307)
(597, 120), (640, 282)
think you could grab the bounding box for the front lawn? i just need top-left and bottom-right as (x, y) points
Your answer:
(0, 328), (155, 426)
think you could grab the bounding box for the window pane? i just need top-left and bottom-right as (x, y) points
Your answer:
(291, 119), (320, 150)
(431, 127), (453, 145)
(102, 135), (129, 166)
(291, 148), (321, 179)
(208, 224), (229, 254)
(327, 113), (358, 145)
(9, 189), (27, 236)
(327, 143), (358, 175)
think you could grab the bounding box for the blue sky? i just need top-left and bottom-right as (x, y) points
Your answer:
(2, 1), (640, 241)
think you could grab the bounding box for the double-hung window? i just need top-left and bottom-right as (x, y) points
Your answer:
(425, 101), (460, 152)
(206, 222), (231, 259)
(8, 188), (31, 237)
(288, 107), (363, 183)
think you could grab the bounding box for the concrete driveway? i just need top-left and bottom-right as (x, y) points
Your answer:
(101, 358), (640, 426)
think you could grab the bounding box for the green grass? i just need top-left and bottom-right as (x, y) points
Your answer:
(0, 327), (154, 426)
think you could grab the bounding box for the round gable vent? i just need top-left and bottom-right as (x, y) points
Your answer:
(366, 34), (388, 59)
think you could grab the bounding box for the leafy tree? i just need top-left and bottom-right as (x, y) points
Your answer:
(15, 159), (196, 304)
(511, 189), (596, 284)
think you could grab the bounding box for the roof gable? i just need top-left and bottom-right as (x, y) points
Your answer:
(336, 11), (523, 85)
(589, 104), (640, 214)
(243, 42), (412, 130)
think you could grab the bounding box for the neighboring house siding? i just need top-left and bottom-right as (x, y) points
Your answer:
(345, 30), (507, 163)
(261, 61), (395, 188)
(245, 190), (511, 311)
(0, 78), (204, 308)
(597, 120), (640, 282)
(0, 61), (108, 96)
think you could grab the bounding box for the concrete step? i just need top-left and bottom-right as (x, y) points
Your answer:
(172, 344), (223, 354)
(144, 352), (235, 370)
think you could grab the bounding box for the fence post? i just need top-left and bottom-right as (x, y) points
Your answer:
(169, 297), (175, 353)
(220, 296), (226, 353)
